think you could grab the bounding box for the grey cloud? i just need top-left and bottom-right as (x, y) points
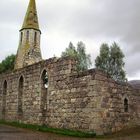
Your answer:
(0, 1), (26, 25)
(125, 54), (140, 77)
(46, 0), (140, 76)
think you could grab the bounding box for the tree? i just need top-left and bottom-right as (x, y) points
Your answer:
(95, 43), (110, 74)
(61, 41), (92, 72)
(0, 54), (16, 74)
(95, 42), (127, 82)
(61, 42), (77, 58)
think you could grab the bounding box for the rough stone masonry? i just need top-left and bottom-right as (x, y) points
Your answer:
(0, 0), (140, 135)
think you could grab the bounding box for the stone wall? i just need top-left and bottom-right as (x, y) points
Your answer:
(0, 57), (140, 135)
(0, 57), (76, 123)
(0, 60), (42, 123)
(46, 66), (140, 134)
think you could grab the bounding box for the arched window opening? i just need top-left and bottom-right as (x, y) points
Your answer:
(27, 31), (29, 41)
(42, 70), (49, 89)
(18, 76), (24, 119)
(20, 32), (23, 43)
(34, 32), (37, 45)
(3, 80), (7, 95)
(2, 80), (7, 119)
(41, 70), (48, 123)
(124, 98), (128, 112)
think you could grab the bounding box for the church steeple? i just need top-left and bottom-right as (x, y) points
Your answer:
(21, 0), (40, 31)
(14, 0), (42, 69)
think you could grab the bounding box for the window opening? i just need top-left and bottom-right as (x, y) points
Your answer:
(124, 98), (128, 112)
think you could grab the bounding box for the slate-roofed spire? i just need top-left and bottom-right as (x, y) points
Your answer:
(21, 0), (40, 31)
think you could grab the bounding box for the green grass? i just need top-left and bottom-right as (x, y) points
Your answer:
(0, 120), (96, 138)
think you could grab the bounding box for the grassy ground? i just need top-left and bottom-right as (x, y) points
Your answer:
(0, 120), (140, 139)
(0, 120), (96, 138)
(0, 124), (140, 140)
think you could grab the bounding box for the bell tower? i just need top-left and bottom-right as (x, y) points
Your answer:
(14, 0), (42, 69)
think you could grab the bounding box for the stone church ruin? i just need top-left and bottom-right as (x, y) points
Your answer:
(0, 0), (140, 135)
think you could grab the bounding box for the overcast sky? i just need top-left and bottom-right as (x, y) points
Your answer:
(0, 0), (140, 80)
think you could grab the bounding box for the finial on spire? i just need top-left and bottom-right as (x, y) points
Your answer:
(21, 0), (40, 31)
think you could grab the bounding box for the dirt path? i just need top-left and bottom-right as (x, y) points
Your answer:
(0, 124), (140, 140)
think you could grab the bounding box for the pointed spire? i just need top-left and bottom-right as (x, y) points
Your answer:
(21, 0), (40, 31)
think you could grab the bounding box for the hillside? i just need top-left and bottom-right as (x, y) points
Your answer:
(129, 80), (140, 89)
